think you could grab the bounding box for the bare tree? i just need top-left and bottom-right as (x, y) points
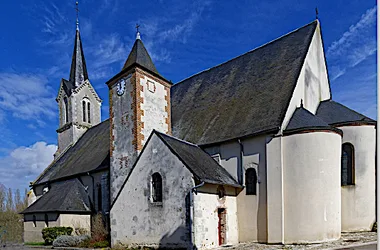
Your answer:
(0, 186), (5, 212)
(6, 188), (13, 212)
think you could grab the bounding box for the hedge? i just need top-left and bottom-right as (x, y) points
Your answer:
(41, 227), (73, 245)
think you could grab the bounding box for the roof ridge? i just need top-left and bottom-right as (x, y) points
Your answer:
(327, 100), (372, 120)
(154, 130), (199, 147)
(175, 20), (318, 86)
(297, 106), (330, 125)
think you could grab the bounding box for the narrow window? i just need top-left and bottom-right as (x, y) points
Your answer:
(246, 168), (257, 195)
(152, 173), (162, 202)
(64, 97), (69, 123)
(87, 102), (91, 124)
(97, 183), (102, 212)
(342, 143), (355, 186)
(33, 215), (36, 227)
(44, 214), (49, 227)
(82, 100), (86, 122)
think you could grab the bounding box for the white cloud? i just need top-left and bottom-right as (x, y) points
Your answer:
(327, 6), (376, 80)
(0, 73), (56, 122)
(0, 142), (57, 191)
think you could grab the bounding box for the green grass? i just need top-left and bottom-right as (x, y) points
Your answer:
(24, 242), (45, 246)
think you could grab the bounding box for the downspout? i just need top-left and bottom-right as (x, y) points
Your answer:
(278, 127), (285, 244)
(189, 181), (205, 249)
(238, 139), (244, 185)
(87, 172), (95, 211)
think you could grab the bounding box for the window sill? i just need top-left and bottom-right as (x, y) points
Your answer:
(341, 184), (355, 187)
(150, 201), (163, 206)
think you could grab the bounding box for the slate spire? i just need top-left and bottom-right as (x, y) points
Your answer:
(122, 28), (158, 74)
(69, 1), (88, 87)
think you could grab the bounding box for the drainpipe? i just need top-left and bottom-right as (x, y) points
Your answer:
(238, 139), (244, 185)
(189, 181), (205, 249)
(87, 172), (95, 211)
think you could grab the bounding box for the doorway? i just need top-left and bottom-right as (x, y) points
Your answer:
(218, 208), (226, 245)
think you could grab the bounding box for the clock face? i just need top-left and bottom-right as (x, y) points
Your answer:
(116, 79), (125, 96)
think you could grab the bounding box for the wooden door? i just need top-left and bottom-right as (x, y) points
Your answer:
(218, 208), (226, 245)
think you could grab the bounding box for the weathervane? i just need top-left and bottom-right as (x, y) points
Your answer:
(136, 23), (141, 40)
(75, 1), (80, 30)
(315, 7), (319, 19)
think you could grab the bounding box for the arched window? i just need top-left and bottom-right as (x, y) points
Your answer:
(44, 214), (49, 227)
(33, 215), (36, 227)
(82, 100), (86, 122)
(64, 97), (69, 123)
(152, 173), (162, 202)
(246, 168), (257, 195)
(87, 102), (91, 124)
(342, 143), (355, 186)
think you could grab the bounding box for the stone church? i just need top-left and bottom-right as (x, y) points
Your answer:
(22, 17), (376, 249)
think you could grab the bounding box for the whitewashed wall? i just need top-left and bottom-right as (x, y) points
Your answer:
(110, 133), (193, 249)
(283, 131), (341, 243)
(193, 185), (238, 249)
(340, 125), (376, 232)
(140, 76), (169, 145)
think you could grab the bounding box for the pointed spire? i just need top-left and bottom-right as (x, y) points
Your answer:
(69, 1), (88, 87)
(122, 26), (158, 74)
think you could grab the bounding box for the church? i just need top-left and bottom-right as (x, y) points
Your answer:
(21, 16), (376, 249)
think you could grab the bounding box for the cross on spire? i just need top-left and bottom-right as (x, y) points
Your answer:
(136, 23), (141, 40)
(315, 7), (319, 19)
(75, 1), (80, 30)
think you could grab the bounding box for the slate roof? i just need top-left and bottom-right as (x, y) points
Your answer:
(21, 179), (91, 214)
(316, 100), (375, 126)
(156, 131), (241, 187)
(34, 120), (110, 185)
(171, 20), (318, 145)
(123, 38), (158, 75)
(284, 107), (339, 134)
(62, 29), (89, 96)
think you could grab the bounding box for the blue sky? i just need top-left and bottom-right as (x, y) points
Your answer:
(0, 0), (376, 191)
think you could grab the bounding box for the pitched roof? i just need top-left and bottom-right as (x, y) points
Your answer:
(171, 20), (318, 145)
(123, 38), (158, 75)
(156, 132), (241, 187)
(316, 100), (375, 126)
(34, 120), (110, 185)
(21, 179), (91, 214)
(284, 107), (339, 134)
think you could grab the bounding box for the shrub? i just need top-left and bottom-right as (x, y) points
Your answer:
(52, 234), (90, 247)
(74, 227), (89, 236)
(41, 226), (73, 245)
(91, 213), (108, 242)
(92, 240), (109, 248)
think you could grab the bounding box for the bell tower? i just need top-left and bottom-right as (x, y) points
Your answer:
(106, 28), (172, 202)
(55, 2), (102, 158)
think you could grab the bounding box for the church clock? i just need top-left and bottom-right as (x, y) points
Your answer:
(116, 78), (125, 96)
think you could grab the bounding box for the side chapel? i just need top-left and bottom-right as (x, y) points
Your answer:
(22, 11), (376, 249)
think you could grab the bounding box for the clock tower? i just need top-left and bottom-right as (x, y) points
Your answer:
(106, 30), (172, 202)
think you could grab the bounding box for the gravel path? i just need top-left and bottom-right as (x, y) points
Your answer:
(215, 232), (377, 250)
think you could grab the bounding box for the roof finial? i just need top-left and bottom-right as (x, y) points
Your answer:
(75, 1), (79, 30)
(315, 7), (319, 19)
(136, 23), (141, 40)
